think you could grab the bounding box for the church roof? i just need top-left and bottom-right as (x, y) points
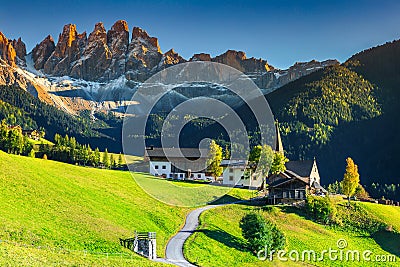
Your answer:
(285, 160), (315, 178)
(275, 122), (284, 153)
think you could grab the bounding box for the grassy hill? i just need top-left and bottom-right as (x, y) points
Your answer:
(0, 151), (187, 266)
(184, 203), (400, 267)
(0, 151), (255, 266)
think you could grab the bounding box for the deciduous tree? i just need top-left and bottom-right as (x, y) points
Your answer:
(207, 140), (223, 181)
(342, 157), (360, 205)
(270, 152), (288, 174)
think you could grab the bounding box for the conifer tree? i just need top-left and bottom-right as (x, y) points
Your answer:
(94, 148), (101, 167)
(118, 153), (123, 168)
(103, 149), (110, 168)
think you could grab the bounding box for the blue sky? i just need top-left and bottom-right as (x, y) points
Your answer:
(0, 0), (399, 69)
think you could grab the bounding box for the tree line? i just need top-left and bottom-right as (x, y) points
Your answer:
(40, 134), (124, 169)
(0, 120), (33, 155)
(0, 118), (124, 170)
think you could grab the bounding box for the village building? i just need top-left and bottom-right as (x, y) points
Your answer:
(145, 146), (210, 180)
(7, 125), (41, 141)
(22, 130), (40, 141)
(267, 158), (327, 204)
(221, 159), (263, 189)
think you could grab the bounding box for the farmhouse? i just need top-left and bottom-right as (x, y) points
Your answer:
(220, 160), (264, 189)
(7, 125), (41, 141)
(22, 130), (40, 141)
(267, 158), (327, 204)
(145, 146), (210, 180)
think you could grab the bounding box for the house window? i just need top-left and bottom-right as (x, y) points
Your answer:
(253, 176), (257, 180)
(162, 165), (166, 169)
(229, 176), (234, 181)
(155, 165), (159, 169)
(198, 174), (201, 178)
(229, 168), (234, 173)
(180, 174), (184, 178)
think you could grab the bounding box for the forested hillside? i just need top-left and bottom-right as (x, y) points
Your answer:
(0, 85), (122, 152)
(265, 40), (400, 185)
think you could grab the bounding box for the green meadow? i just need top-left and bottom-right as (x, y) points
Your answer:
(0, 151), (253, 266)
(184, 204), (400, 267)
(1, 150), (398, 266)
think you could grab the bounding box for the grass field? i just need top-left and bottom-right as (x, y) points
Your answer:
(132, 174), (256, 207)
(184, 204), (400, 267)
(358, 202), (400, 231)
(3, 150), (397, 266)
(0, 241), (166, 267)
(98, 152), (143, 165)
(28, 138), (54, 146)
(0, 151), (184, 265)
(0, 151), (255, 266)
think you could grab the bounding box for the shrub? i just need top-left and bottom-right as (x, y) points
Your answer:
(239, 212), (285, 254)
(29, 148), (35, 158)
(305, 195), (337, 224)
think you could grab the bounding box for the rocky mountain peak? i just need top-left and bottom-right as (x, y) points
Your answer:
(43, 23), (83, 75)
(88, 22), (107, 43)
(0, 31), (17, 67)
(107, 20), (129, 51)
(57, 24), (78, 56)
(106, 20), (130, 79)
(213, 49), (271, 72)
(125, 26), (163, 80)
(131, 27), (160, 52)
(162, 49), (186, 66)
(31, 35), (56, 70)
(69, 22), (112, 80)
(11, 37), (26, 62)
(111, 20), (129, 33)
(189, 53), (212, 61)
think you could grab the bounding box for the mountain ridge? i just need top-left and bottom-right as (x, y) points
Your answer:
(0, 20), (339, 115)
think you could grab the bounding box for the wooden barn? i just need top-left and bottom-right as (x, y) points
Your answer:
(267, 158), (327, 204)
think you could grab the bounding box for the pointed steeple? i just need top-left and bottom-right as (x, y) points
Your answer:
(275, 121), (284, 153)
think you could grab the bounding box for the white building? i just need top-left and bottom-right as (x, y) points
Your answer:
(221, 160), (264, 189)
(145, 147), (209, 180)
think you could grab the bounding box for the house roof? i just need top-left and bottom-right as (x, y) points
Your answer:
(220, 159), (247, 167)
(268, 170), (309, 188)
(269, 176), (309, 188)
(145, 147), (209, 158)
(285, 160), (314, 178)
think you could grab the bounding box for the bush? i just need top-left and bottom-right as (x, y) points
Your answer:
(305, 195), (337, 224)
(239, 212), (285, 254)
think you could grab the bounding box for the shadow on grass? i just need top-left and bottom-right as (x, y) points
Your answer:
(372, 230), (400, 258)
(197, 227), (247, 252)
(208, 195), (243, 205)
(209, 195), (266, 206)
